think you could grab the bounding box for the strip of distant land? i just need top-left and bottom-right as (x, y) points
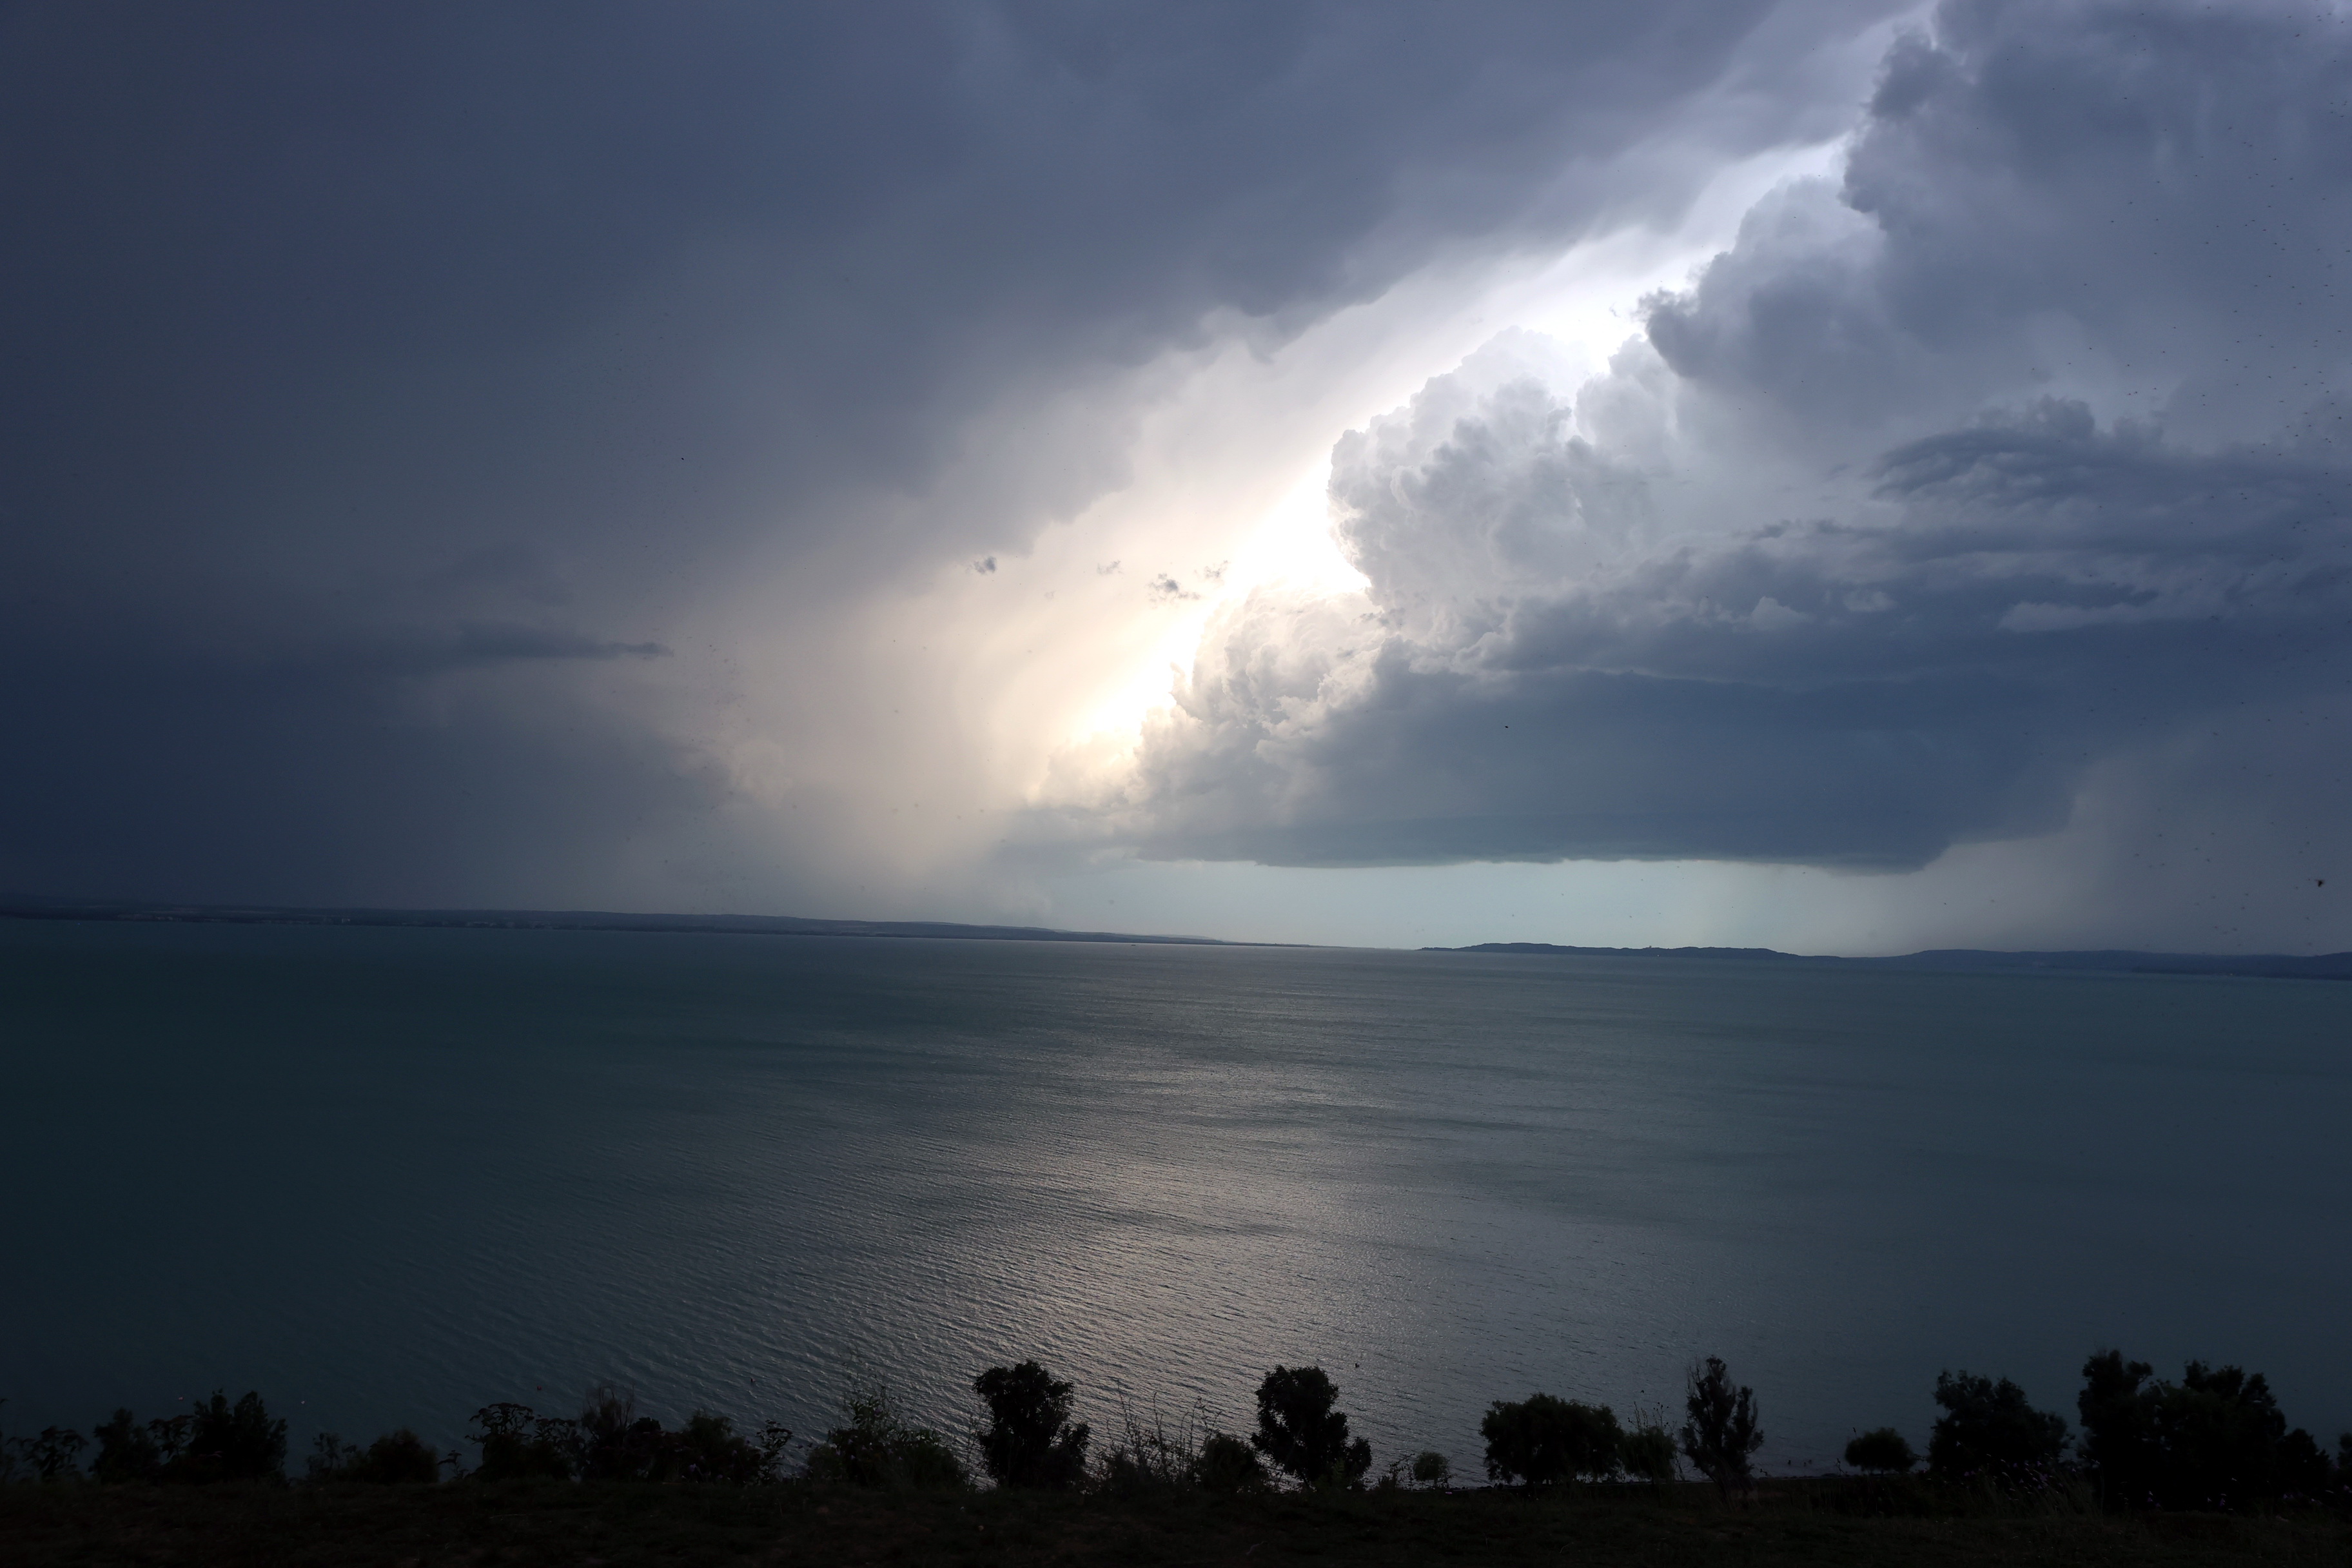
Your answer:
(0, 899), (1275, 947)
(1428, 941), (2352, 981)
(5, 900), (2339, 975)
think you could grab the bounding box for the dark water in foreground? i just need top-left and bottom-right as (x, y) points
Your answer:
(3, 919), (2348, 1471)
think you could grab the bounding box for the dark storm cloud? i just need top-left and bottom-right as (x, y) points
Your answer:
(1647, 0), (2352, 449)
(444, 626), (669, 665)
(0, 0), (1895, 904)
(1120, 0), (2352, 870)
(1131, 398), (2352, 867)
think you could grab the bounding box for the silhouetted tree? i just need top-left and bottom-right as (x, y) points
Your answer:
(1681, 1358), (1763, 1497)
(26, 1426), (87, 1481)
(1621, 1419), (1680, 1485)
(2075, 1351), (2154, 1504)
(2077, 1350), (2331, 1509)
(672, 1411), (792, 1484)
(306, 1433), (361, 1482)
(468, 1403), (576, 1481)
(1480, 1394), (1622, 1487)
(465, 1391), (787, 1485)
(576, 1386), (673, 1481)
(803, 1380), (966, 1490)
(1092, 1400), (1205, 1493)
(310, 1429), (440, 1484)
(1410, 1449), (1453, 1489)
(360, 1429), (441, 1484)
(972, 1362), (1089, 1489)
(175, 1391), (284, 1483)
(1611, 1402), (1678, 1485)
(1252, 1366), (1371, 1489)
(1928, 1371), (2064, 1482)
(95, 1410), (168, 1483)
(1195, 1431), (1271, 1493)
(1844, 1427), (1917, 1474)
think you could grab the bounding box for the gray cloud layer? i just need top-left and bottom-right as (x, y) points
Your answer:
(1119, 0), (2352, 875)
(0, 0), (1896, 906)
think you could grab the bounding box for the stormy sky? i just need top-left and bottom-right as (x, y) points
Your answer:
(5, 0), (2347, 953)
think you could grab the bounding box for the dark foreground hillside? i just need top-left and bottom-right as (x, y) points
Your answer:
(6, 1482), (2350, 1568)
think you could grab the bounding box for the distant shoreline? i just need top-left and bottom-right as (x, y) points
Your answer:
(1426, 941), (2352, 983)
(1, 900), (2344, 979)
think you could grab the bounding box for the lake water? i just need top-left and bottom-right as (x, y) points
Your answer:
(3, 918), (2348, 1473)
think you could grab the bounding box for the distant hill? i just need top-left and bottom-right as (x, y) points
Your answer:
(10, 901), (2343, 976)
(1439, 943), (1798, 961)
(0, 899), (1268, 948)
(1430, 941), (2352, 981)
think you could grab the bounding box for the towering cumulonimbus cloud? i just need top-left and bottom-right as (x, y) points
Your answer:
(1115, 0), (2352, 873)
(8, 0), (2346, 943)
(0, 0), (1901, 911)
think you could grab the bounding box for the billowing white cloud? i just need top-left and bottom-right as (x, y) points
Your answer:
(1106, 0), (2352, 900)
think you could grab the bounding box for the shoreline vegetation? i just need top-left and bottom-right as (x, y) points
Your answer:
(7, 1355), (2350, 1565)
(7, 899), (2352, 979)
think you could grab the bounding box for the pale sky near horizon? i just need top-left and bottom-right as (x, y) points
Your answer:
(6, 1), (2349, 954)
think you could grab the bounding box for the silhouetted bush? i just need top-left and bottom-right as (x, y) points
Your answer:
(469, 1403), (578, 1481)
(93, 1409), (187, 1483)
(803, 1381), (965, 1490)
(575, 1389), (789, 1483)
(175, 1391), (284, 1484)
(1251, 1366), (1371, 1490)
(1480, 1394), (1622, 1487)
(676, 1411), (794, 1484)
(1845, 1427), (1917, 1474)
(1196, 1431), (1270, 1494)
(310, 1429), (440, 1484)
(360, 1429), (439, 1484)
(462, 1392), (788, 1485)
(22, 1426), (88, 1482)
(83, 1395), (278, 1485)
(2077, 1350), (2333, 1510)
(577, 1387), (672, 1481)
(1086, 1402), (1275, 1496)
(2281, 1427), (2335, 1500)
(972, 1362), (1088, 1490)
(1091, 1400), (1203, 1493)
(1622, 1405), (1680, 1485)
(306, 1432), (360, 1482)
(1681, 1358), (1762, 1498)
(1928, 1371), (2065, 1484)
(1410, 1449), (1453, 1490)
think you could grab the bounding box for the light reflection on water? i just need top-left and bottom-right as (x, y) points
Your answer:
(3, 919), (2347, 1470)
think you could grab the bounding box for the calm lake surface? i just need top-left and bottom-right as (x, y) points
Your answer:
(4, 918), (2347, 1471)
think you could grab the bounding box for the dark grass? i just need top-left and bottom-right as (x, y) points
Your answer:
(5, 1481), (2351, 1567)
